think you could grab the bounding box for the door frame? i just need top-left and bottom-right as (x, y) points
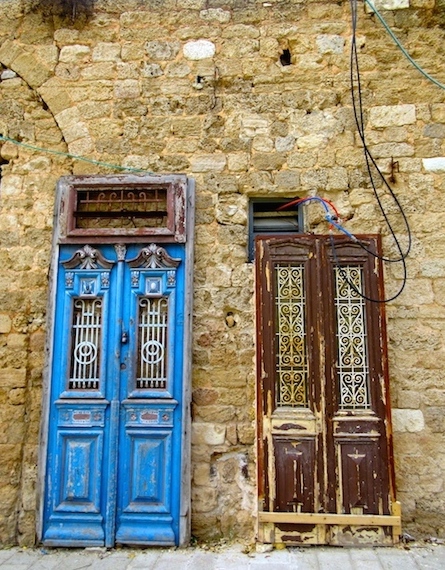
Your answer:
(37, 174), (195, 546)
(254, 234), (401, 545)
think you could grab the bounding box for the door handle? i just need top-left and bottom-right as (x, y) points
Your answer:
(121, 331), (128, 344)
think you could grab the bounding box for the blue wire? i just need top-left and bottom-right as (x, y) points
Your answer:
(299, 196), (359, 241)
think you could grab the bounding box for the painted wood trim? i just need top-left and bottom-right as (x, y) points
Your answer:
(179, 178), (195, 546)
(258, 511), (401, 527)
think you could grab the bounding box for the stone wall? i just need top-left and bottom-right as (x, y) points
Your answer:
(0, 0), (444, 545)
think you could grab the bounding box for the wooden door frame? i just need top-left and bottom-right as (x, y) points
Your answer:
(37, 175), (194, 546)
(255, 234), (400, 545)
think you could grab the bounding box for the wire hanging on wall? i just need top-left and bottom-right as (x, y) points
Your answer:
(331, 0), (412, 303)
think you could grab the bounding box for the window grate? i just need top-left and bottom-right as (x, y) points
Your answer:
(249, 198), (302, 261)
(75, 187), (168, 230)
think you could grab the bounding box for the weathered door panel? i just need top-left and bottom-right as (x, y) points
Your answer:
(256, 235), (397, 546)
(43, 242), (186, 547)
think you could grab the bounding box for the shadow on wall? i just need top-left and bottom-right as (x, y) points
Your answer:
(30, 0), (96, 23)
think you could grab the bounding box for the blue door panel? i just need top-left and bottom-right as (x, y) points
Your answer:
(43, 243), (186, 547)
(121, 430), (172, 512)
(55, 431), (103, 512)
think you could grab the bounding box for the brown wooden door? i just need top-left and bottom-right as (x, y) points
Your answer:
(255, 235), (399, 546)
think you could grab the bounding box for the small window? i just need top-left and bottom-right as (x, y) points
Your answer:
(248, 198), (302, 261)
(57, 174), (187, 243)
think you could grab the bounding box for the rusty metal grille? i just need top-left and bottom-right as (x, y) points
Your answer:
(74, 186), (168, 229)
(275, 264), (308, 407)
(334, 266), (370, 409)
(136, 297), (168, 389)
(69, 298), (102, 390)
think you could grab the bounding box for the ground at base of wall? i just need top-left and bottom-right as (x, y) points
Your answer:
(1, 541), (445, 569)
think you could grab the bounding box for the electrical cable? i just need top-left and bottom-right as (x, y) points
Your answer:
(279, 195), (408, 303)
(0, 134), (154, 175)
(350, 0), (411, 263)
(279, 1), (412, 303)
(335, 0), (411, 302)
(364, 0), (445, 92)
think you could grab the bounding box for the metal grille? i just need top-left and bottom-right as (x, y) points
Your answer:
(334, 266), (370, 409)
(75, 186), (168, 229)
(69, 298), (102, 390)
(137, 297), (168, 389)
(275, 264), (308, 407)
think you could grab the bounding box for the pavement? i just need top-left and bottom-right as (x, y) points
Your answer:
(1, 541), (445, 570)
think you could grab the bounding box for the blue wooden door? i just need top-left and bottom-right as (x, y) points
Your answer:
(42, 242), (186, 547)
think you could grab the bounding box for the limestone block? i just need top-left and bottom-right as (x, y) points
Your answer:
(142, 63), (163, 78)
(59, 45), (91, 64)
(369, 105), (416, 128)
(165, 61), (191, 78)
(0, 369), (26, 388)
(9, 388), (25, 406)
(369, 142), (414, 158)
(216, 195), (248, 226)
(81, 62), (115, 81)
(392, 409), (425, 433)
(221, 38), (260, 58)
(251, 152), (285, 171)
(431, 104), (445, 122)
(193, 463), (214, 486)
(222, 25), (260, 39)
(114, 79), (140, 99)
(275, 135), (295, 152)
(301, 169), (328, 190)
(92, 42), (121, 62)
(191, 485), (218, 513)
(1, 69), (17, 80)
(205, 264), (232, 288)
(424, 124), (445, 139)
(54, 28), (80, 44)
(63, 121), (90, 144)
(227, 153), (249, 172)
(296, 134), (328, 149)
(316, 34), (345, 54)
(0, 175), (23, 196)
(237, 423), (255, 445)
(420, 260), (445, 278)
(190, 154), (226, 172)
(0, 314), (12, 333)
(252, 136), (274, 152)
(199, 9), (231, 23)
(68, 137), (94, 156)
(287, 151), (317, 168)
(423, 157), (445, 172)
(183, 40), (216, 61)
(121, 43), (145, 62)
(146, 41), (180, 61)
(366, 0), (410, 11)
(241, 115), (270, 137)
(7, 334), (27, 348)
(10, 52), (53, 89)
(274, 170), (300, 189)
(38, 77), (74, 115)
(192, 423), (226, 445)
(0, 40), (24, 68)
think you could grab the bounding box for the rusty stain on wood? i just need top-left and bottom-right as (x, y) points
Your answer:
(255, 235), (396, 546)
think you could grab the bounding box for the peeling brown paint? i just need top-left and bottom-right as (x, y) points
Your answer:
(255, 236), (396, 546)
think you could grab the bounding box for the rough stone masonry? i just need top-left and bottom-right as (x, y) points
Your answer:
(0, 0), (444, 546)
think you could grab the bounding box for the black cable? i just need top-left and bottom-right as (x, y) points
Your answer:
(329, 234), (407, 304)
(349, 0), (412, 264)
(330, 0), (411, 302)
